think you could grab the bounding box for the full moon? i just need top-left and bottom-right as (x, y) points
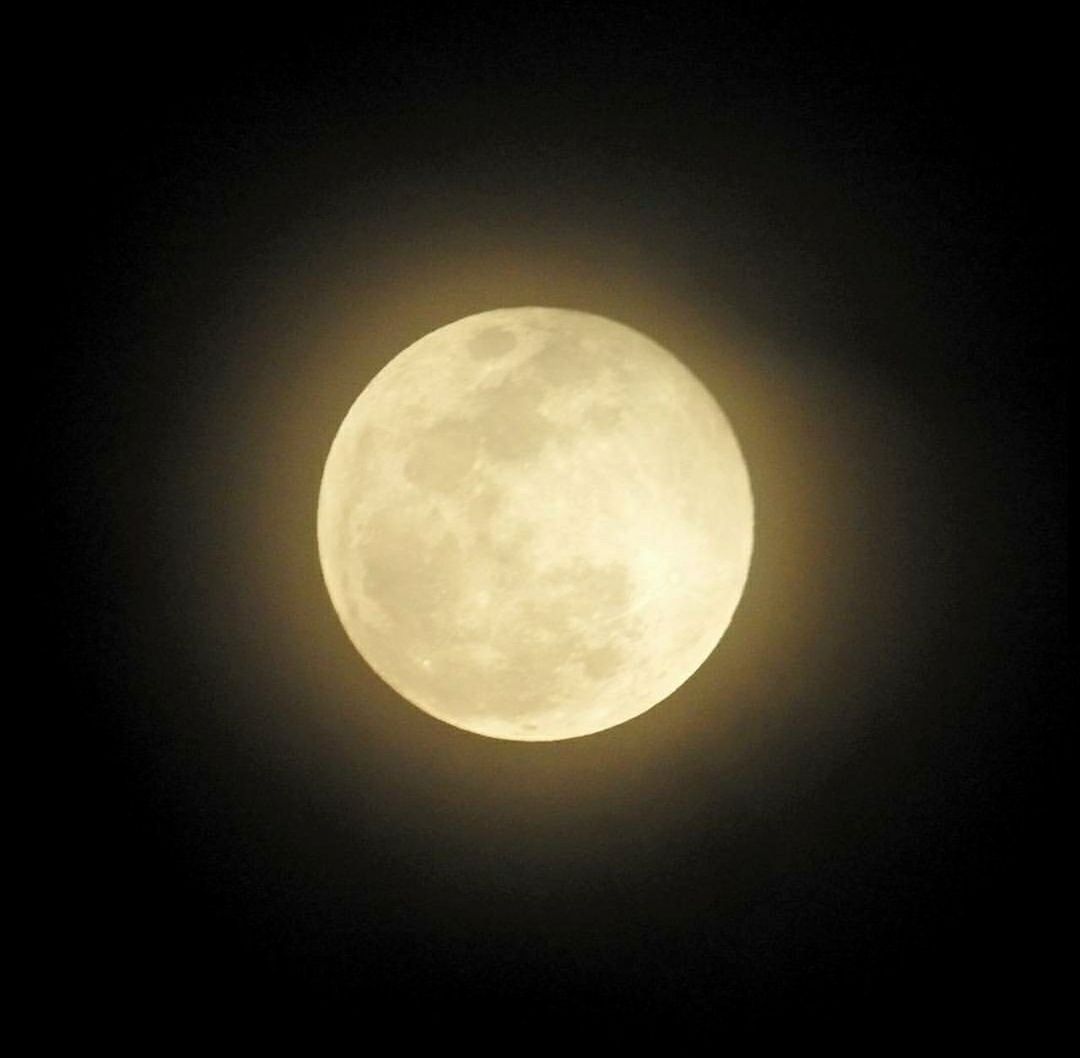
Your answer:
(318, 308), (754, 741)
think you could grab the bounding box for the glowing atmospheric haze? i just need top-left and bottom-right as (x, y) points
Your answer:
(317, 308), (754, 740)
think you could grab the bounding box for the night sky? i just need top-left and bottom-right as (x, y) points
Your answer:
(46, 8), (1065, 1035)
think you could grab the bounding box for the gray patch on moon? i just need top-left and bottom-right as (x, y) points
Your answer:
(403, 421), (480, 492)
(585, 402), (623, 431)
(465, 483), (502, 524)
(474, 377), (551, 463)
(531, 335), (597, 387)
(468, 326), (517, 359)
(582, 643), (623, 680)
(361, 523), (460, 625)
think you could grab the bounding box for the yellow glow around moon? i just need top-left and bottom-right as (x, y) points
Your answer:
(317, 308), (754, 741)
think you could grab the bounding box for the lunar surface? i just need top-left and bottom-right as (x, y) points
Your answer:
(317, 308), (753, 740)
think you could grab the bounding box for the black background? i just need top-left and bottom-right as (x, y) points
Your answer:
(44, 7), (1065, 1036)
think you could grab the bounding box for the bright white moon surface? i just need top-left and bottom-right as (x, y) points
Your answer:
(317, 308), (754, 741)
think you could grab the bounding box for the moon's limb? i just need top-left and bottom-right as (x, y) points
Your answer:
(317, 307), (753, 741)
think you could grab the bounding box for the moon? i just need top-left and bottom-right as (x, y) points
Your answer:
(317, 307), (754, 741)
